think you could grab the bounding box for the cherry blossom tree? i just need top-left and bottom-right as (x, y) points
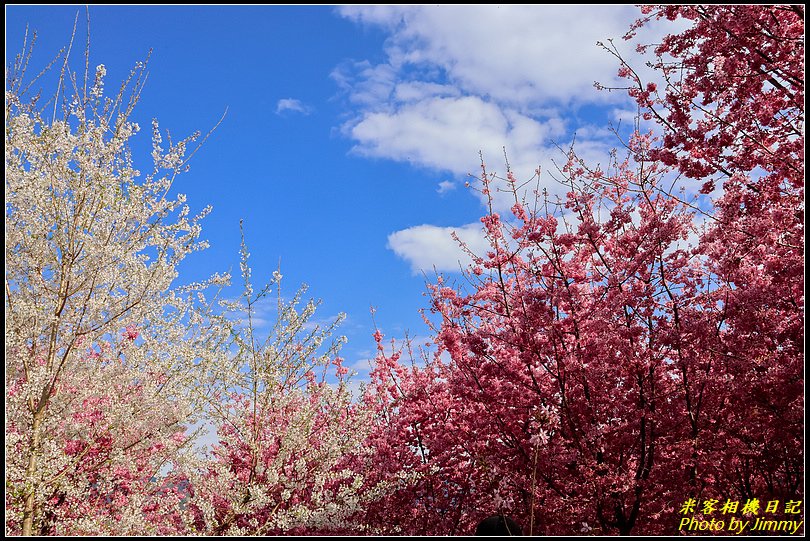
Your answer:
(5, 28), (229, 535)
(361, 4), (803, 535)
(618, 5), (803, 188)
(362, 146), (699, 535)
(179, 228), (379, 535)
(5, 24), (376, 537)
(5, 331), (194, 535)
(613, 2), (804, 521)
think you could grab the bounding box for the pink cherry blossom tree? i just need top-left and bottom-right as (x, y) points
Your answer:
(361, 5), (803, 535)
(613, 2), (804, 521)
(362, 145), (701, 535)
(5, 331), (195, 535)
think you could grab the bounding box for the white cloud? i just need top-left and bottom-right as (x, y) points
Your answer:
(338, 5), (409, 29)
(387, 222), (489, 273)
(333, 5), (677, 174)
(331, 61), (397, 107)
(437, 180), (456, 194)
(340, 5), (642, 106)
(333, 6), (678, 210)
(275, 98), (313, 115)
(394, 81), (460, 103)
(336, 5), (687, 272)
(346, 95), (570, 191)
(346, 356), (375, 374)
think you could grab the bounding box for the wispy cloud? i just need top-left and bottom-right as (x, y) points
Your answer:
(275, 98), (313, 116)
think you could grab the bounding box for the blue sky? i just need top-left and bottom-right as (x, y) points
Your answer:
(6, 5), (670, 380)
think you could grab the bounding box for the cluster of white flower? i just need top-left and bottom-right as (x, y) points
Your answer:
(5, 27), (389, 536)
(5, 34), (238, 535)
(163, 235), (384, 533)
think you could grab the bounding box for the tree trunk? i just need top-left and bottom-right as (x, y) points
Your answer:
(21, 411), (43, 536)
